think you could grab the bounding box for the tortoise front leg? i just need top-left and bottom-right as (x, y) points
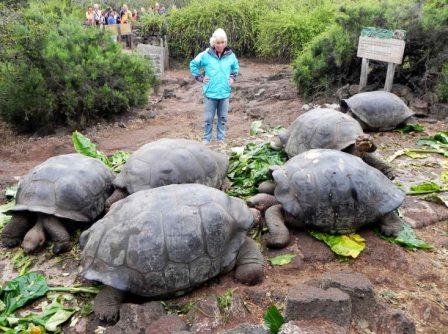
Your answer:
(258, 180), (276, 195)
(247, 193), (280, 212)
(94, 286), (126, 322)
(234, 237), (264, 285)
(22, 220), (46, 254)
(362, 153), (395, 180)
(1, 214), (34, 248)
(40, 214), (71, 254)
(379, 211), (405, 237)
(265, 205), (290, 248)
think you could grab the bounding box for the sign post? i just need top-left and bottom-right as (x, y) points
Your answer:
(357, 27), (406, 92)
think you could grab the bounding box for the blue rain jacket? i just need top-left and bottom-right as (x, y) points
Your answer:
(189, 47), (239, 99)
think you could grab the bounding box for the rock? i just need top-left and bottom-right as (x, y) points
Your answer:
(401, 197), (448, 228)
(228, 294), (248, 320)
(255, 88), (266, 98)
(279, 320), (347, 334)
(349, 84), (361, 96)
(301, 104), (312, 111)
(410, 99), (429, 117)
(146, 315), (188, 334)
(430, 103), (448, 120)
(335, 84), (350, 100)
(105, 302), (166, 334)
(296, 232), (336, 263)
(187, 295), (222, 333)
(309, 271), (377, 321)
(219, 323), (269, 334)
(285, 284), (351, 327)
(267, 72), (288, 81)
(323, 103), (340, 111)
(359, 83), (379, 93)
(374, 309), (416, 334)
(162, 89), (177, 99)
(391, 84), (412, 98)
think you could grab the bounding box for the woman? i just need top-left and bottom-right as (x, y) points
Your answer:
(85, 6), (94, 26)
(190, 28), (239, 144)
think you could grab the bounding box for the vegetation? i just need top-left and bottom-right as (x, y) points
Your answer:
(0, 0), (156, 133)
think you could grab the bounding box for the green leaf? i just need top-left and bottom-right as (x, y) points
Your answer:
(309, 231), (365, 258)
(44, 308), (75, 332)
(1, 272), (49, 316)
(109, 150), (131, 172)
(263, 305), (285, 334)
(72, 131), (110, 167)
(399, 123), (424, 133)
(269, 254), (296, 266)
(441, 171), (448, 184)
(404, 151), (428, 159)
(395, 224), (434, 250)
(0, 201), (15, 232)
(409, 181), (443, 194)
(250, 120), (264, 136)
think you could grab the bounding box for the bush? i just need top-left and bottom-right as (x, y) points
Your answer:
(436, 63), (448, 103)
(0, 1), (156, 133)
(137, 0), (272, 59)
(257, 2), (335, 61)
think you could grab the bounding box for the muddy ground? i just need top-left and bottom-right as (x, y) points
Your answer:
(0, 60), (447, 333)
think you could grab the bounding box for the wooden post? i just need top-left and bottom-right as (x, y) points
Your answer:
(359, 58), (369, 91)
(384, 62), (396, 92)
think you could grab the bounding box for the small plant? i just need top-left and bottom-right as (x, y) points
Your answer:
(217, 288), (236, 312)
(263, 304), (285, 334)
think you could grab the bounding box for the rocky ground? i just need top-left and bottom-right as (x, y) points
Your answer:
(0, 60), (447, 333)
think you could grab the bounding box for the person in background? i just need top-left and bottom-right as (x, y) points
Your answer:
(140, 7), (146, 15)
(148, 6), (154, 14)
(120, 4), (133, 23)
(107, 10), (117, 24)
(189, 28), (239, 144)
(154, 2), (160, 14)
(132, 9), (139, 21)
(159, 5), (166, 14)
(85, 6), (94, 26)
(93, 4), (102, 26)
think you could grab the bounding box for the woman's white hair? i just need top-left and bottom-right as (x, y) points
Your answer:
(210, 28), (228, 47)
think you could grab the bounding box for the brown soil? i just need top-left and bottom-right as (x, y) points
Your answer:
(0, 59), (447, 333)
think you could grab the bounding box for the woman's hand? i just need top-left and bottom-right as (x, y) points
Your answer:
(203, 76), (210, 83)
(229, 77), (234, 85)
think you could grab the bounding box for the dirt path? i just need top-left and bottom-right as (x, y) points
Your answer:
(0, 59), (300, 195)
(0, 60), (447, 333)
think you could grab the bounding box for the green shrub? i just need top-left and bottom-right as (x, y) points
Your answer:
(135, 12), (168, 36)
(0, 1), (156, 133)
(292, 0), (448, 98)
(257, 3), (335, 61)
(137, 0), (271, 59)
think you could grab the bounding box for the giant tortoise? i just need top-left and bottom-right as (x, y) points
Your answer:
(80, 184), (264, 322)
(248, 149), (406, 248)
(340, 91), (413, 131)
(1, 154), (114, 254)
(105, 138), (228, 209)
(271, 108), (393, 179)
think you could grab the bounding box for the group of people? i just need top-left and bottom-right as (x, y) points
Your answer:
(85, 3), (170, 26)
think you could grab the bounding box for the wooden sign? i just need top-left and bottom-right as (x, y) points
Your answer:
(357, 28), (406, 92)
(120, 23), (132, 35)
(357, 37), (405, 64)
(104, 24), (119, 36)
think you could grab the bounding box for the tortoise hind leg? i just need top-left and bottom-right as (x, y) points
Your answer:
(94, 286), (126, 323)
(1, 214), (34, 248)
(40, 215), (71, 254)
(22, 220), (46, 254)
(234, 237), (264, 285)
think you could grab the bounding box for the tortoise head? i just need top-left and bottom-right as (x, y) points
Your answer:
(22, 224), (45, 254)
(354, 134), (376, 153)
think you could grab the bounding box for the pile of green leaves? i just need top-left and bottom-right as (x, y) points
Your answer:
(309, 231), (366, 258)
(398, 124), (425, 134)
(377, 224), (433, 250)
(0, 272), (99, 333)
(0, 201), (14, 233)
(226, 142), (287, 198)
(72, 131), (130, 172)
